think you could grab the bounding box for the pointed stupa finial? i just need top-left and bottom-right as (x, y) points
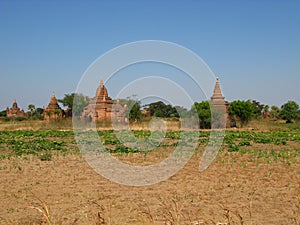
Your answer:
(100, 80), (104, 88)
(52, 91), (55, 98)
(211, 76), (224, 101)
(14, 99), (16, 103)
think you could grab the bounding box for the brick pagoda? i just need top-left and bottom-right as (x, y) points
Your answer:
(6, 99), (25, 117)
(210, 77), (233, 127)
(81, 80), (127, 122)
(44, 92), (64, 120)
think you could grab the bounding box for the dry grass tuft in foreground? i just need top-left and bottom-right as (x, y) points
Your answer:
(25, 193), (53, 225)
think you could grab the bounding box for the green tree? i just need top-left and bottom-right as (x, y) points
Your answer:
(270, 105), (280, 119)
(118, 97), (142, 121)
(147, 101), (166, 117)
(129, 102), (142, 121)
(35, 108), (44, 115)
(229, 100), (254, 127)
(262, 105), (270, 118)
(192, 101), (211, 129)
(73, 94), (90, 117)
(0, 110), (6, 117)
(251, 100), (264, 119)
(174, 106), (189, 118)
(146, 101), (178, 118)
(60, 93), (90, 117)
(58, 93), (75, 108)
(280, 101), (299, 123)
(28, 104), (36, 117)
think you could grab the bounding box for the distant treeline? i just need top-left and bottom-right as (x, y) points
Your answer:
(1, 93), (299, 128)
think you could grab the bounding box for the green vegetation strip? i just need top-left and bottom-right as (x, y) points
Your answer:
(0, 129), (299, 161)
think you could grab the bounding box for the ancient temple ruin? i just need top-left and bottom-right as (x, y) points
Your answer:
(210, 77), (234, 127)
(81, 80), (127, 122)
(211, 77), (227, 110)
(44, 92), (65, 120)
(6, 99), (25, 117)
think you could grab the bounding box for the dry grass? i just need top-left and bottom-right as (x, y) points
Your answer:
(1, 120), (299, 224)
(290, 182), (300, 225)
(0, 117), (295, 133)
(0, 118), (73, 131)
(0, 118), (180, 131)
(25, 193), (53, 225)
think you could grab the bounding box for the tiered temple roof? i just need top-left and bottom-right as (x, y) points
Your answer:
(45, 92), (62, 111)
(96, 80), (112, 101)
(44, 92), (64, 120)
(81, 80), (126, 122)
(6, 99), (25, 117)
(94, 80), (113, 109)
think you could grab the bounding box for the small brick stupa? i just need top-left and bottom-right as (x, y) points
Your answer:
(81, 80), (127, 122)
(210, 77), (232, 127)
(44, 92), (64, 120)
(211, 77), (226, 110)
(6, 99), (25, 117)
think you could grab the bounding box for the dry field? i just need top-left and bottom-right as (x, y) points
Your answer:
(0, 120), (299, 225)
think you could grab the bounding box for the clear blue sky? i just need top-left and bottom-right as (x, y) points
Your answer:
(0, 0), (299, 111)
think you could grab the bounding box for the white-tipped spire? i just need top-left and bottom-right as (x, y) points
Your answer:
(211, 76), (224, 99)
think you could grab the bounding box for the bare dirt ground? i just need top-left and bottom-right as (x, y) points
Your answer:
(0, 143), (299, 225)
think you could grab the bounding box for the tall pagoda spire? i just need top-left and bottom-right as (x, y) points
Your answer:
(12, 99), (18, 108)
(210, 76), (228, 128)
(96, 79), (110, 101)
(211, 77), (226, 110)
(211, 77), (224, 101)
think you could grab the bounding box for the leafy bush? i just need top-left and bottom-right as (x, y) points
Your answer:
(280, 101), (299, 123)
(192, 101), (211, 129)
(228, 144), (239, 152)
(229, 100), (254, 127)
(238, 140), (251, 146)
